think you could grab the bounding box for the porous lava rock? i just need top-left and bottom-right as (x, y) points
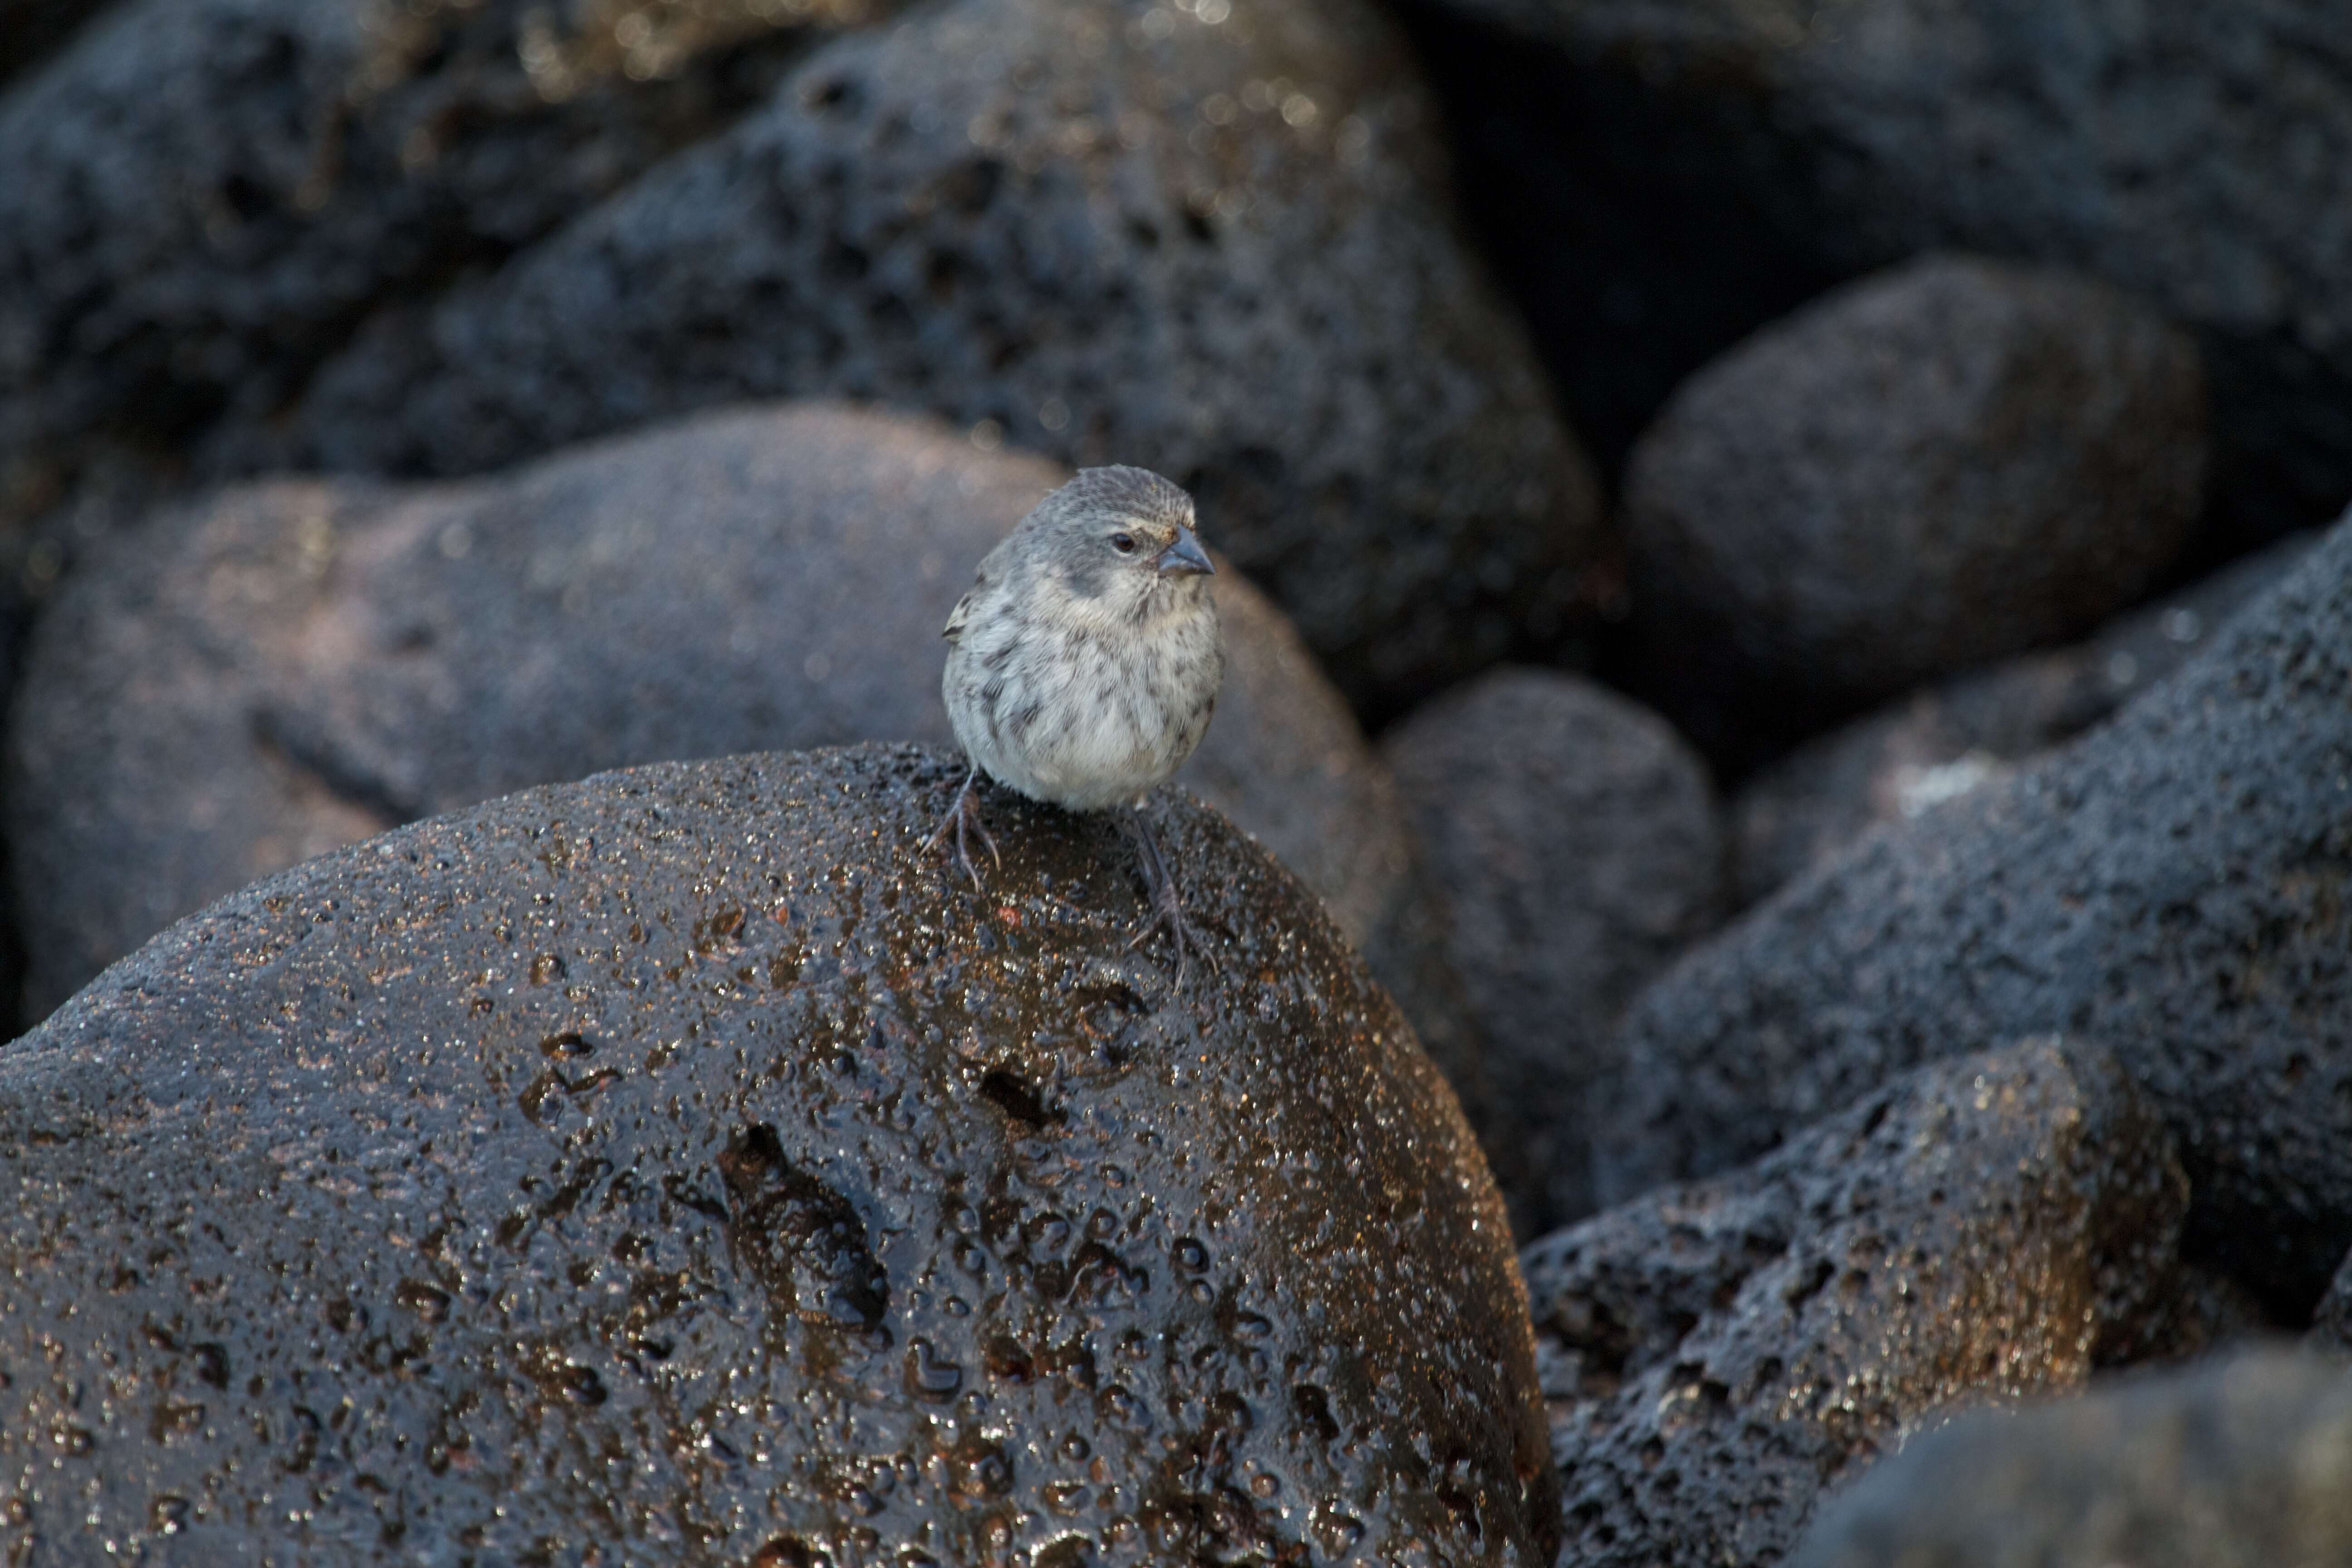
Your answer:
(0, 0), (872, 540)
(6, 405), (1435, 1064)
(1731, 532), (2318, 905)
(1596, 508), (2352, 1308)
(1382, 667), (1726, 1227)
(1789, 1350), (2352, 1568)
(1399, 0), (2352, 538)
(0, 743), (1557, 1565)
(1525, 1037), (2214, 1568)
(243, 0), (1607, 713)
(1621, 253), (2206, 760)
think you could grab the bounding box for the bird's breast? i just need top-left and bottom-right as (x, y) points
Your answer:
(946, 602), (1220, 813)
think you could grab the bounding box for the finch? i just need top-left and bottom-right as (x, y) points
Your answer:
(928, 465), (1225, 981)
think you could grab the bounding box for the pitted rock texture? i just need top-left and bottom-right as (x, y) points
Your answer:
(1525, 1038), (2207, 1568)
(1382, 667), (1726, 1228)
(0, 743), (1557, 1565)
(1400, 0), (2352, 539)
(0, 0), (871, 543)
(1732, 532), (2318, 906)
(237, 0), (1607, 714)
(1621, 254), (2205, 761)
(1597, 507), (2352, 1308)
(6, 405), (1435, 1063)
(1789, 1350), (2352, 1568)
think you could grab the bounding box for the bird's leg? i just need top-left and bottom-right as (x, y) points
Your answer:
(1121, 808), (1216, 985)
(923, 766), (1000, 890)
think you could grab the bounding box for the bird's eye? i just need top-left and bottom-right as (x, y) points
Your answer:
(1111, 533), (1137, 554)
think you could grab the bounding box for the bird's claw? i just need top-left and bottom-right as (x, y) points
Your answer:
(1125, 893), (1217, 990)
(1122, 811), (1219, 988)
(924, 770), (1000, 890)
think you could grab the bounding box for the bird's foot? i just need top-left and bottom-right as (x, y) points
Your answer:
(1122, 810), (1218, 987)
(1124, 880), (1212, 989)
(923, 768), (1000, 890)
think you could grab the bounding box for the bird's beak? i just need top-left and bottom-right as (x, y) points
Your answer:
(1155, 530), (1215, 578)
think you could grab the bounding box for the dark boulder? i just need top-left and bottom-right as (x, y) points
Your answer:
(6, 405), (1441, 1070)
(1382, 667), (1727, 1226)
(1399, 0), (2352, 540)
(0, 0), (866, 549)
(1621, 253), (2205, 761)
(1732, 531), (2318, 905)
(1527, 1037), (2216, 1568)
(241, 0), (1607, 713)
(1790, 1350), (2352, 1568)
(1596, 507), (2352, 1308)
(0, 742), (1557, 1564)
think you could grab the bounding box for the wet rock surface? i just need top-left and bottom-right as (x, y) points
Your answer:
(1731, 532), (2318, 906)
(1596, 509), (2352, 1308)
(1789, 1349), (2352, 1568)
(0, 742), (1556, 1565)
(6, 404), (1434, 1053)
(0, 0), (872, 545)
(236, 0), (1607, 713)
(1382, 667), (1726, 1227)
(1401, 0), (2352, 538)
(1525, 1037), (2208, 1568)
(1621, 254), (2206, 761)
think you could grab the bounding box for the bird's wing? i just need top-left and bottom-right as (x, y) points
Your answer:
(942, 586), (978, 642)
(946, 540), (1015, 640)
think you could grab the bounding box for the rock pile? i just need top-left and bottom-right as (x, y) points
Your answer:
(1598, 514), (2352, 1310)
(9, 0), (2352, 1558)
(1530, 1038), (2242, 1567)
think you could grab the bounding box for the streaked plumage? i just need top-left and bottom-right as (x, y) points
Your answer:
(927, 465), (1225, 979)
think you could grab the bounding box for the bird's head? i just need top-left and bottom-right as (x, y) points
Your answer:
(1025, 465), (1216, 624)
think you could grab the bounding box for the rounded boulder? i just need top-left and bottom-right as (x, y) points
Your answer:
(1382, 667), (1727, 1226)
(0, 743), (1555, 1564)
(1622, 253), (2206, 760)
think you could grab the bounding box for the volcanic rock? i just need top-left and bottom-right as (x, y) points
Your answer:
(1401, 0), (2352, 539)
(1789, 1350), (2352, 1568)
(1731, 531), (2317, 905)
(0, 742), (1556, 1564)
(1621, 254), (2205, 760)
(0, 0), (868, 544)
(1596, 507), (2352, 1308)
(1382, 667), (1726, 1225)
(1527, 1037), (2208, 1568)
(244, 0), (1607, 711)
(6, 405), (1436, 1069)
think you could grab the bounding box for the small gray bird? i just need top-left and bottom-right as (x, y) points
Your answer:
(928, 465), (1225, 980)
